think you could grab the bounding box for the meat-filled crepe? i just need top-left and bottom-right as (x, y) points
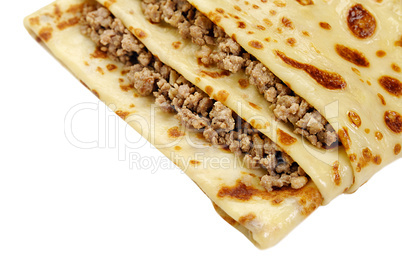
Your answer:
(24, 0), (400, 249)
(184, 0), (402, 192)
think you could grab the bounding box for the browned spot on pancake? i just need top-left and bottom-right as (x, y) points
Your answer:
(238, 21), (246, 29)
(296, 0), (314, 5)
(335, 44), (370, 67)
(271, 196), (284, 205)
(120, 84), (134, 92)
(356, 163), (362, 173)
(253, 4), (260, 9)
(91, 47), (108, 59)
(168, 126), (185, 138)
(134, 28), (147, 38)
(115, 110), (130, 120)
(57, 17), (80, 30)
(190, 160), (201, 166)
(351, 67), (361, 76)
(38, 27), (53, 42)
(377, 93), (386, 105)
(216, 8), (225, 13)
(104, 0), (117, 8)
(276, 51), (347, 90)
(249, 40), (264, 49)
(217, 181), (280, 201)
(265, 37), (271, 42)
(270, 10), (277, 15)
(218, 180), (322, 216)
(333, 161), (341, 186)
(29, 16), (40, 26)
(347, 4), (376, 39)
(247, 31), (255, 35)
(281, 17), (294, 29)
(286, 38), (297, 46)
(319, 22), (331, 30)
(365, 128), (370, 134)
(384, 111), (402, 134)
(376, 50), (386, 57)
(349, 153), (357, 162)
(205, 86), (213, 95)
(249, 102), (262, 110)
(347, 111), (362, 127)
(239, 78), (249, 88)
(263, 18), (273, 27)
(129, 104), (135, 108)
(394, 144), (401, 155)
(210, 12), (222, 24)
(392, 63), (401, 73)
(375, 131), (383, 141)
(91, 90), (100, 99)
(84, 61), (89, 66)
(234, 5), (242, 11)
(379, 76), (402, 97)
(200, 70), (230, 78)
(302, 31), (310, 36)
(277, 129), (297, 146)
(121, 69), (130, 76)
(106, 64), (117, 71)
(362, 147), (373, 162)
(96, 66), (104, 75)
(238, 213), (256, 225)
(195, 77), (201, 84)
(216, 90), (229, 102)
(356, 147), (377, 171)
(373, 155), (382, 165)
(172, 41), (181, 49)
(395, 35), (402, 47)
(256, 25), (266, 30)
(80, 80), (90, 90)
(53, 4), (62, 19)
(174, 146), (182, 151)
(338, 127), (351, 150)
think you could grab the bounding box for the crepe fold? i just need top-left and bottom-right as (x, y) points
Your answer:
(24, 0), (401, 248)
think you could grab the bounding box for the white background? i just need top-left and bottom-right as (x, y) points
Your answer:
(1, 1), (401, 267)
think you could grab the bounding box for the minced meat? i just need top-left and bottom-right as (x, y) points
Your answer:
(81, 3), (309, 192)
(141, 0), (339, 149)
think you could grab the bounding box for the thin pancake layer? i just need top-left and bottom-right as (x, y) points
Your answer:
(187, 0), (402, 192)
(24, 0), (322, 249)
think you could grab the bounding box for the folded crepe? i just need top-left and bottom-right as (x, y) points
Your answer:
(24, 0), (401, 249)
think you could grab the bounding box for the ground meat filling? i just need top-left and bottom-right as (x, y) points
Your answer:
(141, 0), (338, 149)
(81, 3), (309, 192)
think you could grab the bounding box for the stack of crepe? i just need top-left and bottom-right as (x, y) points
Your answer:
(24, 0), (402, 248)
